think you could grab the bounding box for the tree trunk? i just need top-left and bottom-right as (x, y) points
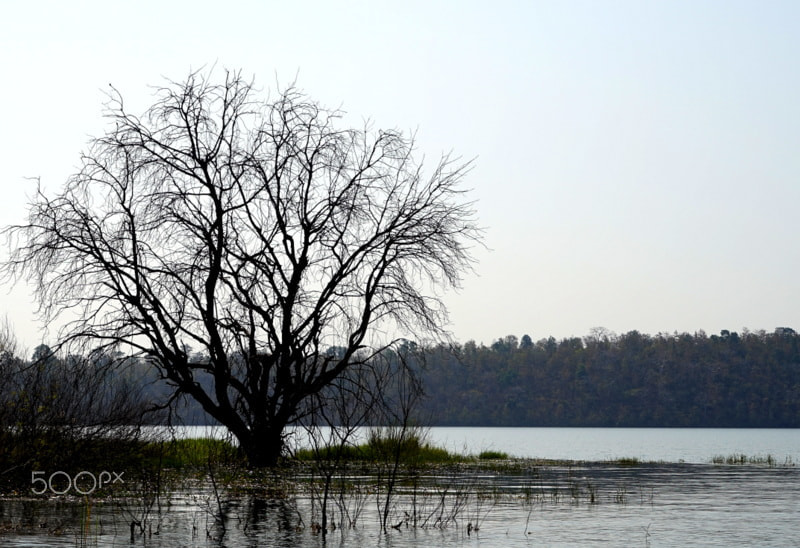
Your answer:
(239, 424), (284, 467)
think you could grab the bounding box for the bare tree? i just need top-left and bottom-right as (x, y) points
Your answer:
(2, 69), (481, 467)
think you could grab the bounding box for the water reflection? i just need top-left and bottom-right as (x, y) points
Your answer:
(0, 463), (798, 547)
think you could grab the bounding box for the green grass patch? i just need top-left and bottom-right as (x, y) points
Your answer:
(295, 429), (459, 465)
(612, 457), (641, 466)
(477, 450), (509, 460)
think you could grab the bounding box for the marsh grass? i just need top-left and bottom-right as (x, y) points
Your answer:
(294, 431), (458, 465)
(147, 438), (243, 469)
(478, 450), (510, 460)
(711, 453), (789, 466)
(613, 457), (641, 466)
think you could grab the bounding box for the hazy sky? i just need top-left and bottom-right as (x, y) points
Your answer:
(2, 0), (799, 352)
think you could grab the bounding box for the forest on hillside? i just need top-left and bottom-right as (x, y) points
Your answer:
(3, 328), (799, 429)
(415, 328), (800, 427)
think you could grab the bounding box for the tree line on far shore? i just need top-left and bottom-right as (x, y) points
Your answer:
(416, 328), (800, 428)
(4, 327), (799, 434)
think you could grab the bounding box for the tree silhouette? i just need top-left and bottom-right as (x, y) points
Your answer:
(2, 69), (481, 466)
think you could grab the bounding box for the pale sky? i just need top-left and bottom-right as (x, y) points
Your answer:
(2, 0), (799, 352)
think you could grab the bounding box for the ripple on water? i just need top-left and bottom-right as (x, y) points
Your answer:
(0, 463), (797, 547)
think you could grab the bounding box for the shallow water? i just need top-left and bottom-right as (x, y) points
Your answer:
(1, 462), (798, 547)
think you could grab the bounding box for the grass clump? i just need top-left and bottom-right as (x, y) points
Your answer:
(478, 450), (509, 460)
(364, 428), (455, 463)
(295, 429), (459, 464)
(613, 457), (641, 466)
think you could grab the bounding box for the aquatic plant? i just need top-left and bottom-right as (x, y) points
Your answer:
(711, 453), (783, 466)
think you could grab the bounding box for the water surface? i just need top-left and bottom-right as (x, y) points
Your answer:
(3, 427), (798, 546)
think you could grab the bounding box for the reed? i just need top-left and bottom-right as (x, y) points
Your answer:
(294, 430), (459, 464)
(711, 453), (783, 466)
